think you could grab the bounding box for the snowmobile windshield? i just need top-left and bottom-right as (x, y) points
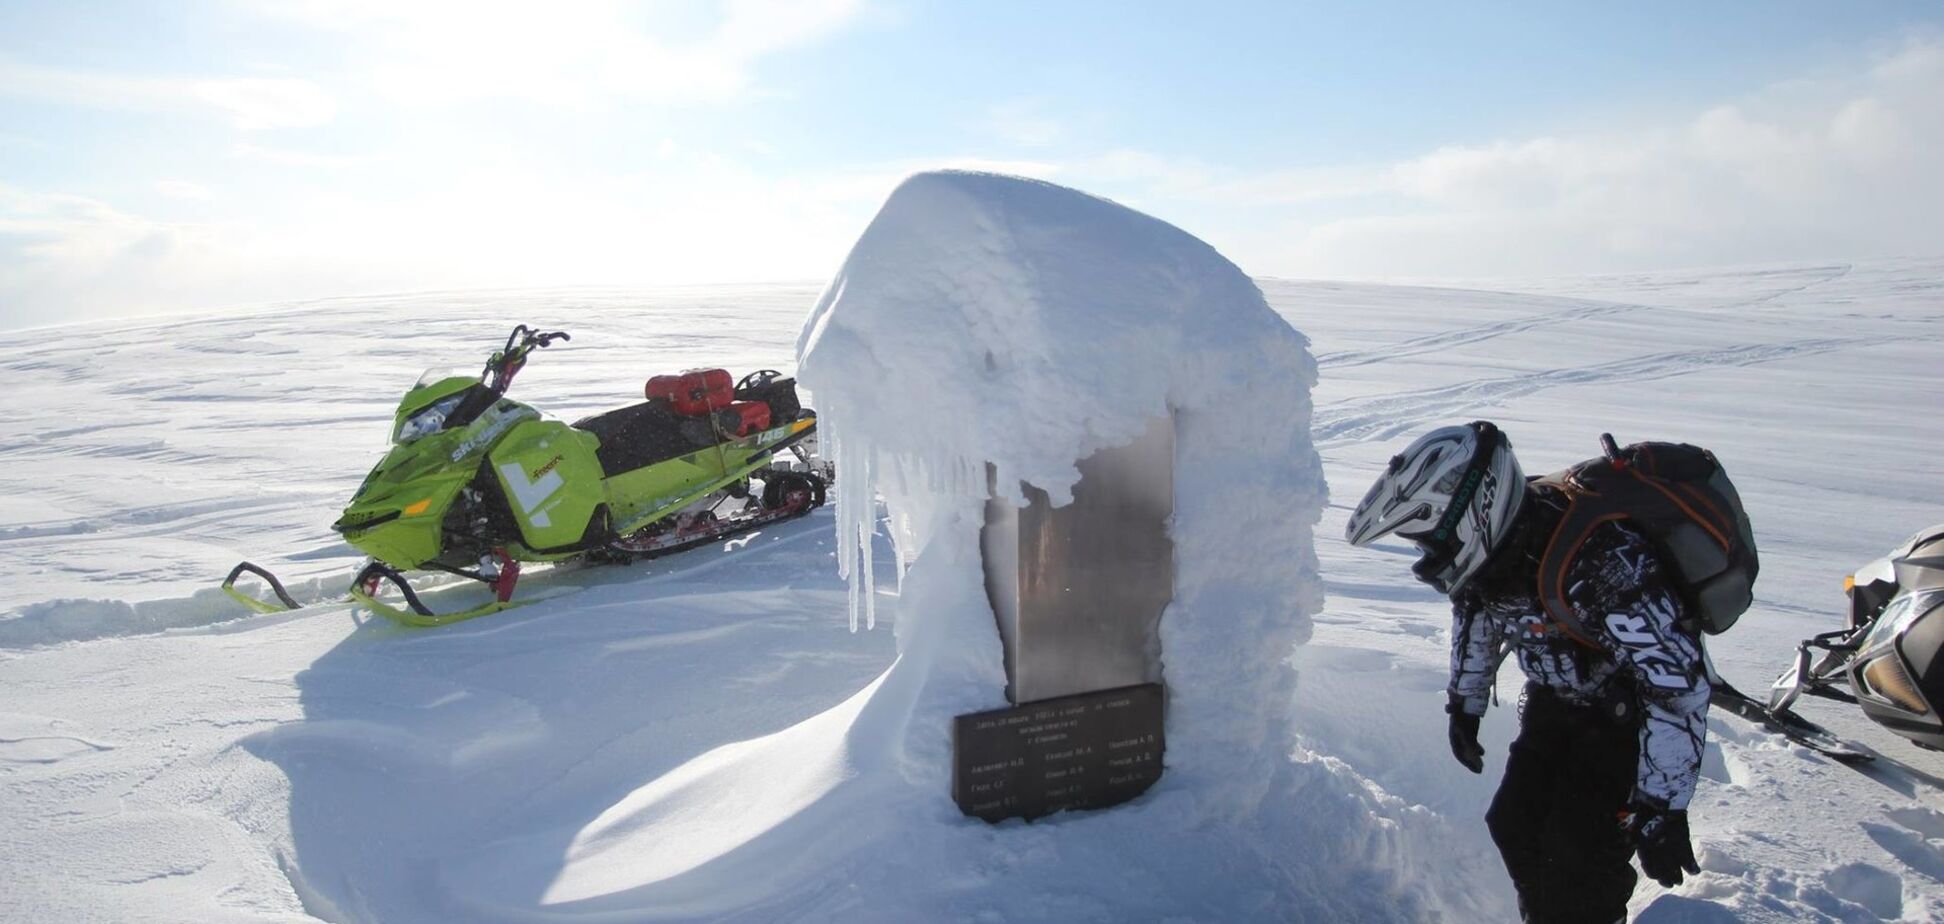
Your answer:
(416, 367), (474, 389)
(395, 392), (468, 445)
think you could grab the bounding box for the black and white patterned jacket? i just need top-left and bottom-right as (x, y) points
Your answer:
(1447, 486), (1712, 810)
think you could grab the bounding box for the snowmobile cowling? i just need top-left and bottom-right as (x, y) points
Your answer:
(1768, 523), (1944, 752)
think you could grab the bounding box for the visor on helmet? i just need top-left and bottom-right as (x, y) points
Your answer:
(1406, 420), (1500, 594)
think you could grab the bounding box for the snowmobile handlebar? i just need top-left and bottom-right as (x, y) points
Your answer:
(484, 325), (571, 394)
(507, 325), (571, 351)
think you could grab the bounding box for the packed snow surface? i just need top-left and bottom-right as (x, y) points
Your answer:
(2, 248), (1943, 921)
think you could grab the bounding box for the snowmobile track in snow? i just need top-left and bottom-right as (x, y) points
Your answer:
(1315, 298), (1649, 369)
(1313, 334), (1899, 445)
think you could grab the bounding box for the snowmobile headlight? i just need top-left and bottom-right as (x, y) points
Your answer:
(1861, 588), (1944, 653)
(1861, 654), (1930, 715)
(396, 393), (465, 444)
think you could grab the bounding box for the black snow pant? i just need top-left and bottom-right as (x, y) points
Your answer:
(1485, 684), (1641, 924)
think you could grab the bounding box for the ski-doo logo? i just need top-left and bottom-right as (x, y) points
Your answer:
(451, 406), (535, 461)
(1603, 611), (1693, 690)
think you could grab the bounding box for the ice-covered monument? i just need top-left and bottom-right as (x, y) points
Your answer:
(798, 169), (1327, 819)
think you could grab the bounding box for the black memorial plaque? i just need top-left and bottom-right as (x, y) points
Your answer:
(951, 682), (1164, 823)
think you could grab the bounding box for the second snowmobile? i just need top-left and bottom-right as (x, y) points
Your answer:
(1769, 523), (1944, 751)
(224, 325), (827, 625)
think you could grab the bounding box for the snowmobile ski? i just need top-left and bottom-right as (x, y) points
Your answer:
(222, 561), (301, 613)
(350, 556), (523, 627)
(1710, 680), (1875, 764)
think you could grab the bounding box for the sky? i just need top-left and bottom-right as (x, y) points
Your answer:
(2, 1), (1942, 328)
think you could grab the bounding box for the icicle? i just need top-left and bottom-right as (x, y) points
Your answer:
(830, 419), (878, 633)
(859, 445), (877, 631)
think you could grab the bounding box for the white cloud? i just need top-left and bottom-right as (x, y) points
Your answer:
(0, 186), (217, 326)
(0, 145), (1078, 327)
(1268, 35), (1944, 278)
(0, 153), (859, 326)
(1082, 149), (1391, 206)
(243, 0), (867, 108)
(189, 75), (339, 131)
(983, 99), (1065, 147)
(155, 180), (215, 200)
(228, 142), (373, 169)
(0, 58), (337, 130)
(1828, 97), (1912, 165)
(1011, 35), (1944, 280)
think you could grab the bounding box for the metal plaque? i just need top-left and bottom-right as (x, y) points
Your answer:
(952, 682), (1165, 823)
(982, 415), (1174, 704)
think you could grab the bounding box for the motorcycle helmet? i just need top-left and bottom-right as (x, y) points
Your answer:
(1345, 421), (1526, 595)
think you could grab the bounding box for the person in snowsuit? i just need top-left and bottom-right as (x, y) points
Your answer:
(1345, 421), (1707, 924)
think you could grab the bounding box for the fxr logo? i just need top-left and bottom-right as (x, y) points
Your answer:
(1603, 612), (1693, 690)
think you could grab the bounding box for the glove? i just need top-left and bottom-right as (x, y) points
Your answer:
(1445, 700), (1484, 774)
(1622, 801), (1700, 888)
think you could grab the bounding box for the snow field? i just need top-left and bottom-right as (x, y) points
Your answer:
(0, 247), (1941, 920)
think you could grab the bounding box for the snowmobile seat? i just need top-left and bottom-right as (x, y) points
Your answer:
(571, 401), (707, 475)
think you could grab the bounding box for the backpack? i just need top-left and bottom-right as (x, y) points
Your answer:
(1532, 434), (1758, 647)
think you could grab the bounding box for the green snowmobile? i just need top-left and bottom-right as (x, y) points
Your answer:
(224, 325), (826, 625)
